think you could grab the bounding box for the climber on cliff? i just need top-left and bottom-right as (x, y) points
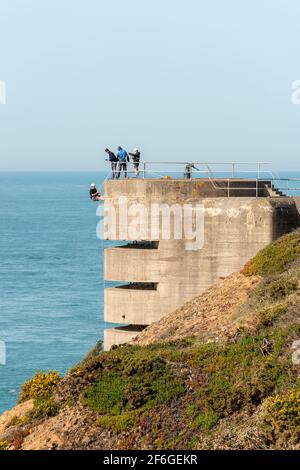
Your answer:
(89, 183), (103, 201)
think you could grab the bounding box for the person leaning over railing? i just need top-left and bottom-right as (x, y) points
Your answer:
(129, 148), (141, 177)
(184, 163), (199, 179)
(105, 148), (118, 179)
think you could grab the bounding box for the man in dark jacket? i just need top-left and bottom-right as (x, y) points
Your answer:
(105, 148), (118, 179)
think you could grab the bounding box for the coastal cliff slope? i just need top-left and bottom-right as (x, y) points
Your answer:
(0, 230), (300, 450)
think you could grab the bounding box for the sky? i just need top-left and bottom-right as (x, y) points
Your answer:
(0, 0), (300, 171)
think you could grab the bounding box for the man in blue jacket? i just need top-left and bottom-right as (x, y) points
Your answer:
(116, 146), (129, 179)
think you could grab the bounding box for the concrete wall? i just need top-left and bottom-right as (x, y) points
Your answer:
(104, 326), (145, 351)
(293, 197), (300, 215)
(103, 179), (300, 349)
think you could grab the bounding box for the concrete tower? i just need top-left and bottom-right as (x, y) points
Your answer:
(103, 178), (299, 350)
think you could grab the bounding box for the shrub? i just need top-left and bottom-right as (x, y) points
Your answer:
(82, 356), (185, 415)
(187, 328), (295, 422)
(192, 409), (220, 431)
(264, 387), (300, 446)
(73, 341), (102, 370)
(96, 412), (136, 434)
(30, 395), (60, 419)
(19, 371), (61, 403)
(258, 303), (287, 326)
(83, 374), (128, 415)
(269, 278), (298, 299)
(0, 441), (8, 451)
(242, 231), (300, 277)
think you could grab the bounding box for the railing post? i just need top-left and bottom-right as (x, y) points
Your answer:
(143, 162), (146, 179)
(256, 179), (258, 198)
(232, 163), (235, 178)
(228, 179), (230, 197)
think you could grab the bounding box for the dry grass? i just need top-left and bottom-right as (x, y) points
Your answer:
(133, 273), (260, 346)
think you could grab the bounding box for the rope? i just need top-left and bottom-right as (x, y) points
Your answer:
(99, 169), (113, 192)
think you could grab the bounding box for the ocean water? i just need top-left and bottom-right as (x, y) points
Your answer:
(0, 170), (299, 414)
(0, 172), (115, 413)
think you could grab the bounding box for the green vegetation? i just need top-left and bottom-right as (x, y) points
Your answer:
(269, 277), (298, 299)
(82, 354), (185, 433)
(187, 328), (296, 420)
(242, 230), (300, 277)
(13, 229), (300, 449)
(56, 322), (298, 448)
(190, 408), (220, 432)
(0, 441), (8, 451)
(258, 303), (287, 326)
(17, 370), (62, 423)
(19, 370), (61, 403)
(96, 412), (138, 434)
(263, 386), (300, 446)
(30, 395), (60, 419)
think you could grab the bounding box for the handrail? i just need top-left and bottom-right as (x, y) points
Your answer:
(114, 161), (300, 194)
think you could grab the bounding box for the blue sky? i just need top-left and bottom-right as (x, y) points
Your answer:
(0, 0), (300, 171)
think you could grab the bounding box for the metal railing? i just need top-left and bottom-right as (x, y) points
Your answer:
(140, 161), (270, 180)
(113, 161), (300, 196)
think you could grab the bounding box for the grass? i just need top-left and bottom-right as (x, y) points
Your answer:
(258, 303), (288, 326)
(192, 409), (220, 432)
(82, 354), (185, 415)
(96, 412), (138, 434)
(242, 230), (300, 277)
(30, 395), (60, 419)
(76, 324), (299, 447)
(80, 349), (186, 440)
(187, 328), (296, 418)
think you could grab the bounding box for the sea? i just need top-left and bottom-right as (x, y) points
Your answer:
(0, 170), (299, 413)
(0, 171), (118, 413)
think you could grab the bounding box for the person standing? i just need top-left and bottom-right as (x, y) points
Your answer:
(116, 146), (129, 179)
(105, 148), (118, 179)
(129, 148), (141, 177)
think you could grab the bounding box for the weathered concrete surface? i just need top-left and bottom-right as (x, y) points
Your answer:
(103, 180), (299, 242)
(103, 180), (300, 349)
(293, 197), (300, 215)
(104, 326), (145, 351)
(104, 178), (271, 199)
